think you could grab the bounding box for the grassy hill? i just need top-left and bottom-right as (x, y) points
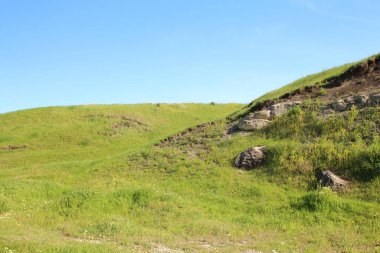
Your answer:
(1, 55), (380, 252)
(0, 104), (241, 168)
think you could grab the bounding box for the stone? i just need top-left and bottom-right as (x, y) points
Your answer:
(344, 96), (355, 109)
(353, 94), (369, 107)
(344, 96), (354, 104)
(269, 101), (301, 118)
(237, 119), (271, 131)
(252, 110), (271, 119)
(246, 112), (255, 119)
(234, 146), (267, 169)
(316, 170), (349, 190)
(331, 99), (347, 111)
(369, 93), (380, 106)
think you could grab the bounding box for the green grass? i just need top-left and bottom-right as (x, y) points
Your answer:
(254, 63), (353, 103)
(0, 103), (242, 169)
(1, 103), (379, 252)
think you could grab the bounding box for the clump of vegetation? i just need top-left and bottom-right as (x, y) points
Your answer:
(318, 87), (327, 96)
(254, 105), (380, 185)
(291, 187), (342, 212)
(131, 189), (151, 208)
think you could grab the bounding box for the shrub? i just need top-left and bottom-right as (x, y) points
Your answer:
(291, 188), (341, 212)
(342, 145), (380, 181)
(318, 87), (327, 96)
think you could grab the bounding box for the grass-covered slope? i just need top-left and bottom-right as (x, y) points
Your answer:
(0, 103), (241, 169)
(150, 54), (380, 251)
(1, 54), (380, 253)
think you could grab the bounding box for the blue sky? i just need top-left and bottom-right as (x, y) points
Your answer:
(1, 0), (380, 113)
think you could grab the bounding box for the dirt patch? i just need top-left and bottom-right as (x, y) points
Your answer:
(92, 114), (149, 137)
(156, 121), (217, 147)
(69, 237), (103, 244)
(154, 121), (221, 159)
(151, 244), (184, 253)
(112, 116), (148, 130)
(0, 145), (27, 151)
(86, 114), (148, 128)
(63, 233), (103, 245)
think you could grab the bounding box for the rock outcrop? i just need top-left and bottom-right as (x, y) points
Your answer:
(331, 99), (348, 111)
(237, 118), (271, 131)
(252, 110), (271, 120)
(268, 101), (301, 118)
(369, 93), (380, 106)
(234, 146), (267, 169)
(331, 92), (379, 111)
(316, 170), (349, 190)
(353, 94), (369, 106)
(236, 101), (301, 131)
(237, 113), (271, 131)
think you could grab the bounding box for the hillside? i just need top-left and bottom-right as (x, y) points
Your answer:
(1, 55), (380, 253)
(157, 54), (380, 251)
(230, 53), (380, 119)
(0, 104), (242, 169)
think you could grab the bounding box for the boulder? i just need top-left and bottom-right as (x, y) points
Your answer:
(369, 93), (380, 106)
(344, 96), (355, 108)
(269, 101), (301, 118)
(353, 94), (369, 107)
(237, 119), (271, 131)
(344, 96), (354, 103)
(316, 170), (349, 190)
(331, 99), (347, 111)
(234, 146), (267, 169)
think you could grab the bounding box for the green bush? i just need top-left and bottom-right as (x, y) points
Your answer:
(291, 188), (342, 212)
(264, 106), (323, 140)
(342, 146), (380, 181)
(318, 87), (327, 96)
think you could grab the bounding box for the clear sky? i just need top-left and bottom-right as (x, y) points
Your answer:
(1, 0), (380, 113)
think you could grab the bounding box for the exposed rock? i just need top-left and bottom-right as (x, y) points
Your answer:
(246, 112), (255, 119)
(331, 99), (347, 111)
(316, 170), (349, 190)
(353, 94), (369, 107)
(269, 101), (301, 118)
(235, 101), (302, 131)
(344, 96), (355, 104)
(237, 118), (271, 131)
(252, 110), (271, 119)
(344, 96), (355, 109)
(369, 93), (380, 106)
(268, 103), (288, 117)
(331, 93), (373, 111)
(237, 113), (271, 131)
(234, 146), (267, 169)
